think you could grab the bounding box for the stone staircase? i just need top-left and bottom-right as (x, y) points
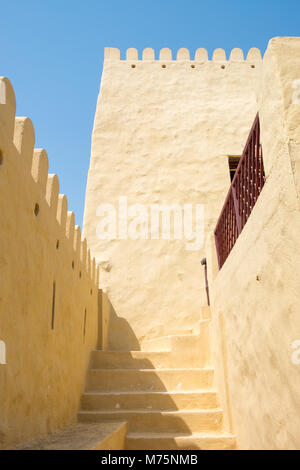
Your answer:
(78, 308), (236, 450)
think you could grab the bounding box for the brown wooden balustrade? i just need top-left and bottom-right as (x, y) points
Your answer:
(214, 114), (265, 269)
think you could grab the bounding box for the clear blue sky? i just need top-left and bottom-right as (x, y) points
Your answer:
(1, 0), (299, 225)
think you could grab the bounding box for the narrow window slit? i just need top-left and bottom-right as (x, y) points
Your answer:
(51, 282), (56, 330)
(83, 309), (87, 343)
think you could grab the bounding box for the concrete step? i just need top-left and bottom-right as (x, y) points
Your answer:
(141, 333), (203, 352)
(126, 432), (236, 450)
(90, 350), (206, 369)
(90, 350), (173, 369)
(12, 422), (128, 450)
(81, 390), (219, 411)
(86, 368), (214, 392)
(78, 409), (223, 433)
(141, 321), (210, 357)
(141, 327), (195, 351)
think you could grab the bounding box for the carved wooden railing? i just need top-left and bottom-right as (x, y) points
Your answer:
(214, 114), (265, 269)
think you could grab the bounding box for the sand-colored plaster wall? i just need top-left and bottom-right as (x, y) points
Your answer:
(83, 47), (262, 347)
(208, 38), (300, 449)
(0, 78), (99, 449)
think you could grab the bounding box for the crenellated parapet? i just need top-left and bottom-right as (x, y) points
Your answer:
(104, 47), (262, 64)
(0, 78), (102, 450)
(0, 76), (99, 286)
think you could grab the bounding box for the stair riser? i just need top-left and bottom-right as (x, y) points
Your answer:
(126, 436), (236, 450)
(78, 411), (223, 433)
(86, 369), (214, 392)
(141, 329), (198, 352)
(141, 337), (171, 352)
(90, 352), (205, 369)
(91, 352), (169, 369)
(141, 329), (210, 356)
(81, 392), (219, 411)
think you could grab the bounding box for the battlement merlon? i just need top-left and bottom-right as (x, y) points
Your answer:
(104, 47), (262, 63)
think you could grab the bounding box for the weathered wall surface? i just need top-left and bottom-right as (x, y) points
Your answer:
(83, 47), (261, 347)
(0, 78), (99, 449)
(208, 37), (300, 449)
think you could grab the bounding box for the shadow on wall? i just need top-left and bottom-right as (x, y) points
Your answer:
(98, 290), (141, 351)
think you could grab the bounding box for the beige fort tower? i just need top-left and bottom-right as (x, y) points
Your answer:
(83, 45), (261, 349)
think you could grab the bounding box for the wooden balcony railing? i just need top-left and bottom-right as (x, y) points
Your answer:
(214, 114), (265, 269)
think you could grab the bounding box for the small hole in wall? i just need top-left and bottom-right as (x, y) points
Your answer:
(0, 149), (3, 165)
(162, 64), (166, 68)
(221, 65), (225, 69)
(79, 271), (82, 279)
(131, 64), (136, 68)
(251, 65), (255, 69)
(56, 240), (59, 250)
(34, 203), (39, 216)
(72, 261), (75, 270)
(191, 64), (195, 69)
(90, 289), (93, 296)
